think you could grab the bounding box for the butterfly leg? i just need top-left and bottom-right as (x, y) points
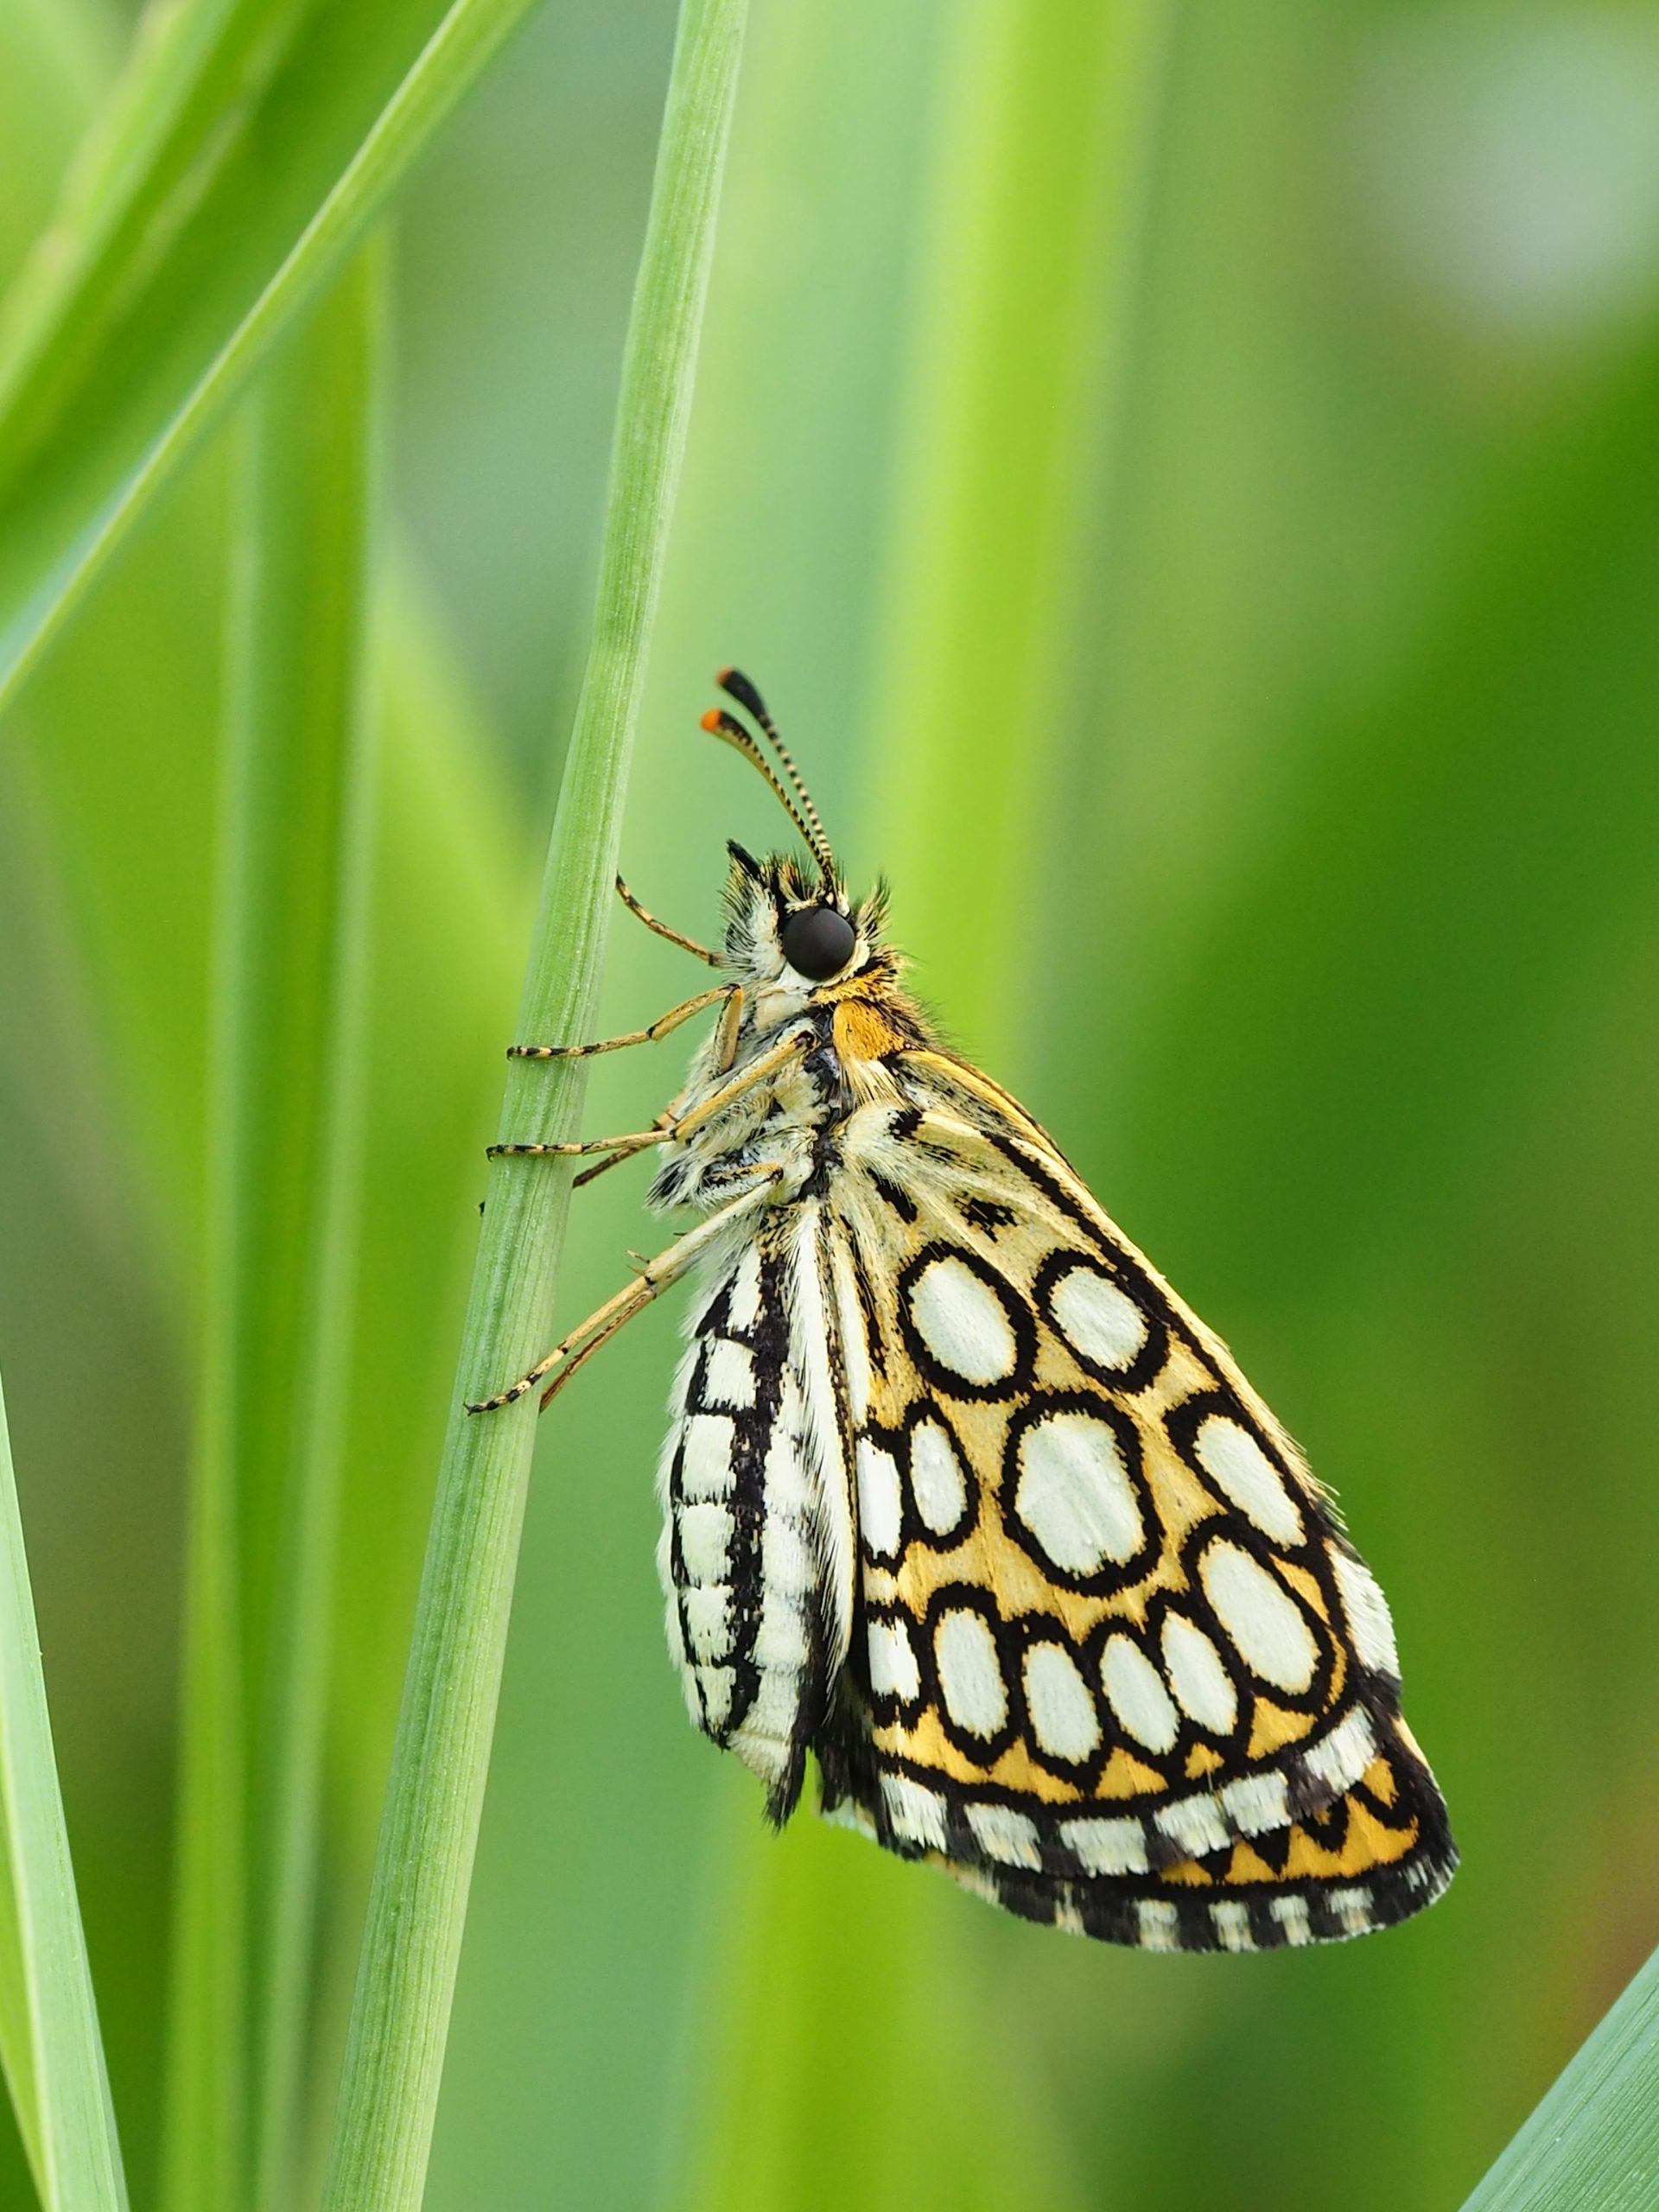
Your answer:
(571, 1114), (674, 1190)
(614, 874), (722, 966)
(464, 1167), (785, 1414)
(562, 1057), (690, 1190)
(507, 981), (736, 1062)
(488, 1129), (661, 1164)
(487, 1024), (803, 1164)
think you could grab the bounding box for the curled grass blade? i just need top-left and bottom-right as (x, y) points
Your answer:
(318, 3), (748, 2204)
(0, 0), (542, 721)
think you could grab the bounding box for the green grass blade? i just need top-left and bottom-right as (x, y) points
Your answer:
(317, 3), (747, 2204)
(238, 250), (385, 2212)
(875, 0), (1173, 1061)
(0, 1369), (129, 2210)
(302, 567), (533, 2202)
(163, 1264), (248, 2209)
(10, 519), (530, 2208)
(163, 251), (384, 2212)
(0, 0), (542, 721)
(1459, 1947), (1659, 2212)
(0, 1827), (43, 2198)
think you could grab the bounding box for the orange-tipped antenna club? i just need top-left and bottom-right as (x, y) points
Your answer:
(701, 702), (828, 868)
(711, 669), (837, 880)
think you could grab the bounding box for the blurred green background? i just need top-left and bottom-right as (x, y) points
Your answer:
(3, 0), (1659, 2204)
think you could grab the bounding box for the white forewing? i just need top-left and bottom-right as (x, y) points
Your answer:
(656, 1216), (854, 1817)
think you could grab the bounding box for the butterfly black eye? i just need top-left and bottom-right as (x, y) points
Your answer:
(780, 905), (856, 982)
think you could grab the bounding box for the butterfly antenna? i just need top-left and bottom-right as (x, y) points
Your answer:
(715, 668), (838, 880)
(701, 707), (825, 866)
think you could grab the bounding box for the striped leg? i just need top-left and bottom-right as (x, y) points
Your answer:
(613, 874), (722, 966)
(508, 981), (734, 1063)
(486, 1026), (804, 1166)
(465, 1169), (785, 1414)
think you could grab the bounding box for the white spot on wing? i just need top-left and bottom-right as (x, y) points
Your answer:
(677, 1502), (734, 1586)
(1160, 1612), (1238, 1734)
(763, 1374), (811, 1515)
(1101, 1635), (1179, 1752)
(1329, 1884), (1376, 1936)
(702, 1339), (756, 1411)
(696, 1665), (734, 1730)
(1062, 1815), (1149, 1875)
(1301, 1707), (1376, 1796)
(760, 1514), (815, 1599)
(678, 1413), (736, 1500)
(867, 1616), (920, 1703)
(908, 1417), (968, 1535)
(680, 1586), (732, 1662)
(726, 1245), (764, 1335)
(880, 1772), (949, 1850)
(1211, 1901), (1255, 1951)
(1023, 1643), (1103, 1762)
(935, 1609), (1009, 1738)
(855, 1439), (903, 1560)
(1332, 1549), (1401, 1676)
(966, 1803), (1043, 1870)
(1136, 1900), (1181, 1950)
(1220, 1770), (1290, 1838)
(739, 1670), (809, 1754)
(1154, 1793), (1231, 1859)
(1271, 1895), (1313, 1946)
(753, 1600), (810, 1670)
(1050, 1265), (1147, 1371)
(1200, 1541), (1319, 1692)
(908, 1255), (1016, 1385)
(1194, 1416), (1304, 1544)
(1014, 1412), (1142, 1574)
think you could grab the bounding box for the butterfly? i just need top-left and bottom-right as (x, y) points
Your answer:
(469, 671), (1456, 1952)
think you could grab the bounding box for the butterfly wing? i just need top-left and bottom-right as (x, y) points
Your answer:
(813, 1052), (1455, 1949)
(657, 1204), (855, 1824)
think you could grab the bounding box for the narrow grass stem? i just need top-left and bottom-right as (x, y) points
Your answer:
(318, 4), (748, 2204)
(0, 1370), (129, 2210)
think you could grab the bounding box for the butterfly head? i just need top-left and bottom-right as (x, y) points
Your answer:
(719, 841), (893, 1001)
(702, 671), (896, 1007)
